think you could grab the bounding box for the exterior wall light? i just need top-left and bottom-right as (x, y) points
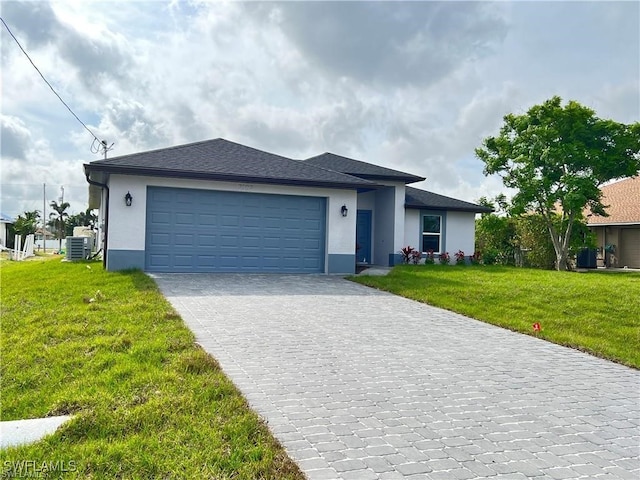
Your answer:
(125, 191), (133, 207)
(341, 205), (348, 217)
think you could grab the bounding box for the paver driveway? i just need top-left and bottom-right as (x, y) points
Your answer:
(153, 274), (640, 480)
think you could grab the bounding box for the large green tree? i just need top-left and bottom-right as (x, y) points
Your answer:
(65, 208), (98, 237)
(48, 201), (71, 251)
(476, 96), (640, 270)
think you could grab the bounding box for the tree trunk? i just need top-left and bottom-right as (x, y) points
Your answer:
(544, 212), (574, 271)
(556, 252), (568, 271)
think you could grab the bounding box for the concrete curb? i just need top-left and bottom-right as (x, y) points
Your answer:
(0, 416), (73, 449)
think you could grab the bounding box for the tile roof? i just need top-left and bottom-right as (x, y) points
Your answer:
(405, 186), (492, 213)
(306, 153), (425, 184)
(84, 138), (375, 189)
(587, 176), (640, 225)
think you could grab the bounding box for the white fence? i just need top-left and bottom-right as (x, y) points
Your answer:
(11, 234), (35, 260)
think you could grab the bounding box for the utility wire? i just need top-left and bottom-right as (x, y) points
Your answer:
(0, 16), (102, 145)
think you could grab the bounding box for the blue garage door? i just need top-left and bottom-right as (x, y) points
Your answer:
(145, 187), (326, 273)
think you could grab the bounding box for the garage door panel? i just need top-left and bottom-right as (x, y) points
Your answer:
(198, 213), (217, 225)
(240, 236), (261, 248)
(174, 233), (195, 247)
(218, 255), (241, 267)
(146, 187), (326, 273)
(303, 238), (322, 250)
(262, 239), (280, 248)
(150, 189), (173, 203)
(303, 257), (322, 268)
(175, 191), (194, 203)
(150, 212), (171, 224)
(243, 216), (261, 228)
(198, 235), (217, 247)
(303, 219), (323, 230)
(175, 213), (194, 225)
(220, 235), (239, 247)
(174, 255), (194, 267)
(222, 215), (239, 227)
(240, 256), (260, 268)
(262, 216), (282, 228)
(148, 253), (170, 266)
(620, 229), (640, 268)
(148, 232), (171, 247)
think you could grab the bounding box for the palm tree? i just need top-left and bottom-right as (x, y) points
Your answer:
(49, 201), (70, 251)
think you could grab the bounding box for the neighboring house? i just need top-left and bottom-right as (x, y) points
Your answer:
(587, 176), (640, 268)
(34, 227), (56, 250)
(0, 212), (14, 247)
(84, 138), (490, 273)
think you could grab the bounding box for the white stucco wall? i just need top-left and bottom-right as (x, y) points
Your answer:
(404, 209), (477, 257)
(0, 222), (8, 246)
(445, 211), (476, 255)
(403, 209), (420, 249)
(106, 174), (357, 269)
(357, 191), (376, 210)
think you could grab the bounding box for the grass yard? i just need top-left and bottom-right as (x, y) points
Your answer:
(0, 258), (304, 479)
(352, 265), (640, 368)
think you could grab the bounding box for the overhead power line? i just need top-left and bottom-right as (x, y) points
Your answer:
(0, 16), (113, 157)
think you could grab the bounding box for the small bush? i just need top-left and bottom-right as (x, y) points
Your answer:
(483, 249), (499, 265)
(424, 250), (435, 265)
(400, 246), (416, 264)
(410, 250), (422, 265)
(454, 250), (466, 265)
(439, 252), (450, 265)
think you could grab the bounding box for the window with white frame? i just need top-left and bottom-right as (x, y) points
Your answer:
(422, 215), (441, 253)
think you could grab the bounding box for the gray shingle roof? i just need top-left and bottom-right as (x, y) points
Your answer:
(306, 153), (425, 184)
(84, 138), (375, 189)
(405, 186), (492, 213)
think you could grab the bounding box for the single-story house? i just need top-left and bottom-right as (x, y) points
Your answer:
(84, 138), (490, 274)
(587, 176), (640, 268)
(0, 212), (14, 248)
(34, 227), (56, 251)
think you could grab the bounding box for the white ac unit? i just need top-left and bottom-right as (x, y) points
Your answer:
(66, 237), (90, 261)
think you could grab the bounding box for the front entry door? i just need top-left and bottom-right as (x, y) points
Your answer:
(356, 210), (372, 263)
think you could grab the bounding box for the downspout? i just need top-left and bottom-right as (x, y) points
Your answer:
(84, 171), (109, 269)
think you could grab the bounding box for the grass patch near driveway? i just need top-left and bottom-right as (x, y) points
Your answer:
(351, 265), (640, 368)
(0, 258), (303, 479)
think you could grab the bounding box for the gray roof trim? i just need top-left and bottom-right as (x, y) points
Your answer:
(587, 221), (640, 227)
(306, 153), (425, 184)
(405, 186), (493, 213)
(84, 163), (377, 190)
(84, 138), (375, 190)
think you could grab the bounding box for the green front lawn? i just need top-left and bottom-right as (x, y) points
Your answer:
(352, 265), (640, 368)
(0, 258), (303, 479)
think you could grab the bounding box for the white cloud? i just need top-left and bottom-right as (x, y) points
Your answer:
(0, 0), (637, 218)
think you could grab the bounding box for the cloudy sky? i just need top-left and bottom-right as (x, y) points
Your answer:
(1, 0), (638, 218)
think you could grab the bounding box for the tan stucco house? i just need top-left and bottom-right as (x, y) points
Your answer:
(587, 176), (640, 268)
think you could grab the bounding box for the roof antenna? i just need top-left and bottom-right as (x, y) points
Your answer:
(101, 140), (115, 159)
(91, 138), (114, 159)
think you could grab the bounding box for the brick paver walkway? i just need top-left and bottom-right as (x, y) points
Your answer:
(154, 274), (640, 480)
